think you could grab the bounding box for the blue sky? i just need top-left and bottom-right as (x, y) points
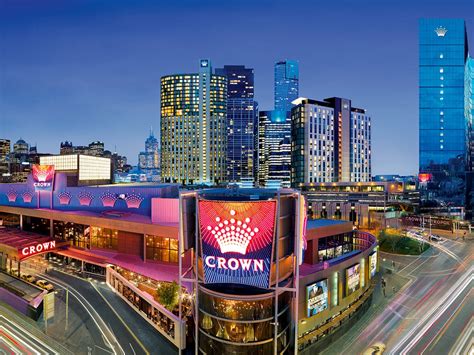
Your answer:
(0, 0), (472, 173)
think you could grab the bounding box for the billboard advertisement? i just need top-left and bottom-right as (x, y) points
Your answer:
(306, 279), (328, 317)
(198, 199), (276, 289)
(32, 164), (55, 191)
(346, 263), (361, 296)
(369, 250), (377, 279)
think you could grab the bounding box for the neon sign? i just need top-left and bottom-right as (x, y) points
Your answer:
(199, 200), (276, 289)
(19, 240), (56, 260)
(32, 165), (55, 191)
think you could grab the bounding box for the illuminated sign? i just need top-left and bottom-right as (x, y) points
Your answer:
(299, 196), (308, 265)
(306, 279), (328, 317)
(435, 26), (447, 37)
(346, 264), (360, 296)
(418, 173), (432, 183)
(369, 250), (377, 279)
(19, 240), (56, 260)
(199, 200), (276, 289)
(32, 165), (55, 191)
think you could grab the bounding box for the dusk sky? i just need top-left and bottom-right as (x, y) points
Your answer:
(0, 0), (472, 174)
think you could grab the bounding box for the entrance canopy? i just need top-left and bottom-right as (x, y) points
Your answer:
(0, 227), (58, 261)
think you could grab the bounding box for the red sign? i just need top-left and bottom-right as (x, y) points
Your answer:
(418, 173), (432, 183)
(19, 240), (56, 260)
(32, 165), (55, 191)
(199, 200), (276, 288)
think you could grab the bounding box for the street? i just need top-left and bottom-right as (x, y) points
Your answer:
(322, 233), (473, 355)
(38, 269), (178, 355)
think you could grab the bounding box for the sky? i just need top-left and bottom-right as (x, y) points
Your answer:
(0, 0), (473, 174)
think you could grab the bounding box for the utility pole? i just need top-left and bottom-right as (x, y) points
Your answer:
(65, 288), (69, 331)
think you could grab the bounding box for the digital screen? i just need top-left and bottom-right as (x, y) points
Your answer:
(306, 279), (328, 317)
(199, 199), (276, 289)
(32, 165), (55, 191)
(346, 263), (361, 296)
(369, 251), (377, 279)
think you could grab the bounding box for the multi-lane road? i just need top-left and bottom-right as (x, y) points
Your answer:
(323, 233), (473, 355)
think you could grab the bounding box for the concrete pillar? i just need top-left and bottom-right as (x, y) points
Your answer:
(20, 214), (23, 230)
(50, 219), (54, 238)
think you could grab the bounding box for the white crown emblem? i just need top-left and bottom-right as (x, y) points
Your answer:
(435, 26), (447, 37)
(205, 209), (260, 255)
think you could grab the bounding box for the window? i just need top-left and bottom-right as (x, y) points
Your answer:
(146, 235), (178, 263)
(90, 227), (118, 250)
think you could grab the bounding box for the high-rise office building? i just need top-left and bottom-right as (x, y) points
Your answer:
(13, 138), (28, 154)
(0, 139), (10, 176)
(257, 110), (291, 187)
(215, 65), (256, 183)
(161, 59), (227, 185)
(274, 60), (299, 113)
(291, 97), (371, 186)
(88, 141), (105, 156)
(138, 129), (160, 181)
(419, 19), (469, 203)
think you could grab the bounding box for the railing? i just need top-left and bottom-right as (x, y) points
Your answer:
(106, 267), (187, 349)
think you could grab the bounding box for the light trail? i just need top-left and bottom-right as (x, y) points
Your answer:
(39, 273), (125, 355)
(389, 265), (473, 355)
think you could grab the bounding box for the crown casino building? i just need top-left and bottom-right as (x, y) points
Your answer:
(0, 166), (378, 354)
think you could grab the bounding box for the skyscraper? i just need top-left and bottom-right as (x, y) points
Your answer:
(274, 60), (299, 113)
(161, 60), (227, 185)
(257, 110), (291, 187)
(419, 19), (469, 203)
(291, 97), (371, 186)
(215, 65), (256, 183)
(138, 129), (160, 181)
(0, 139), (10, 177)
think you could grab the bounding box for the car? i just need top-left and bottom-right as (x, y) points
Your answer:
(21, 274), (36, 283)
(362, 342), (386, 355)
(36, 280), (54, 291)
(430, 234), (442, 242)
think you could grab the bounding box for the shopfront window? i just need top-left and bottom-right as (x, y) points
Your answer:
(318, 232), (353, 262)
(22, 216), (50, 236)
(90, 227), (118, 250)
(145, 235), (178, 263)
(53, 221), (88, 248)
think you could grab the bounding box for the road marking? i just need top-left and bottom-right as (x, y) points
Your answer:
(40, 273), (123, 355)
(91, 282), (150, 355)
(130, 343), (137, 355)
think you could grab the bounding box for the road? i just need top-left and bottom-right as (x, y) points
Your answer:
(322, 234), (473, 355)
(39, 269), (178, 355)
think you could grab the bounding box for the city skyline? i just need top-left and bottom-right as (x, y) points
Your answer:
(1, 0), (473, 174)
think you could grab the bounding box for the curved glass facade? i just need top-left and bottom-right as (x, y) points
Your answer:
(198, 287), (292, 354)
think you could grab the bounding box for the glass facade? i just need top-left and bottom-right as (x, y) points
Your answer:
(215, 66), (256, 183)
(274, 60), (299, 113)
(145, 234), (178, 263)
(90, 227), (118, 250)
(419, 19), (468, 173)
(257, 110), (291, 187)
(160, 60), (227, 184)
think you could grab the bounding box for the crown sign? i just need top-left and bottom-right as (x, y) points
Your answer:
(435, 26), (447, 37)
(206, 209), (260, 255)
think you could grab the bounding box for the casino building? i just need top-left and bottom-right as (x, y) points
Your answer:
(0, 165), (378, 354)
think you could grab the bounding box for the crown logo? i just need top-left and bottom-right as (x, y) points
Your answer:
(435, 26), (447, 37)
(33, 165), (54, 182)
(205, 209), (260, 255)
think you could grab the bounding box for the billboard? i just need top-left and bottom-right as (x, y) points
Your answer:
(369, 250), (377, 279)
(306, 279), (328, 317)
(198, 199), (276, 289)
(32, 164), (55, 191)
(346, 263), (361, 296)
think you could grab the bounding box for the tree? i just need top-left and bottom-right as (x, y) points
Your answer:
(156, 281), (180, 311)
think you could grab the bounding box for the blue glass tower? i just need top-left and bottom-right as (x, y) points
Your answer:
(419, 19), (468, 176)
(274, 60), (299, 113)
(215, 65), (256, 183)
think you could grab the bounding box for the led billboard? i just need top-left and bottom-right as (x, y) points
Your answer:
(346, 263), (361, 296)
(198, 199), (276, 289)
(32, 165), (55, 191)
(306, 279), (328, 317)
(369, 250), (377, 279)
